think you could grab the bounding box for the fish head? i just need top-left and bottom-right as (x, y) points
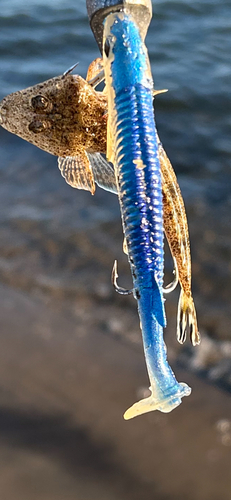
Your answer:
(0, 73), (104, 157)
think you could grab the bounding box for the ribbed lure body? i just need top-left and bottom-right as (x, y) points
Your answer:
(103, 11), (191, 418)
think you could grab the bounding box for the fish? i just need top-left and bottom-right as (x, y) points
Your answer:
(103, 10), (191, 418)
(159, 141), (200, 346)
(0, 60), (108, 195)
(0, 58), (199, 347)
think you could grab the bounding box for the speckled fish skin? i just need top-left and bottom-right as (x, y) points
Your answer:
(0, 72), (107, 158)
(103, 11), (191, 419)
(0, 70), (109, 194)
(0, 59), (199, 346)
(159, 142), (200, 346)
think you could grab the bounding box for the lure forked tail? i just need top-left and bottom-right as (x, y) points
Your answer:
(124, 289), (191, 420)
(103, 10), (191, 419)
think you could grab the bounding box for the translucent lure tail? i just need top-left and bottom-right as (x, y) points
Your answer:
(124, 290), (191, 420)
(124, 382), (191, 420)
(177, 290), (200, 346)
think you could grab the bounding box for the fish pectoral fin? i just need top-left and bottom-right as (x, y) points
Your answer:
(177, 290), (200, 346)
(152, 273), (167, 328)
(87, 153), (117, 194)
(58, 151), (95, 194)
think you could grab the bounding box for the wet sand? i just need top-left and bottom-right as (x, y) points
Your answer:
(0, 281), (231, 500)
(0, 135), (231, 499)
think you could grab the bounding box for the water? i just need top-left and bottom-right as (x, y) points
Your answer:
(0, 0), (231, 178)
(0, 3), (231, 498)
(0, 1), (231, 342)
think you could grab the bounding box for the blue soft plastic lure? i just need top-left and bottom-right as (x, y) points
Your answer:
(103, 11), (191, 419)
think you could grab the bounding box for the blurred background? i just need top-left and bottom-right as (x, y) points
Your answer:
(0, 0), (231, 499)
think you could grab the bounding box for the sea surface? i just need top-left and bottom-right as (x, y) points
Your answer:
(0, 0), (231, 179)
(0, 2), (231, 500)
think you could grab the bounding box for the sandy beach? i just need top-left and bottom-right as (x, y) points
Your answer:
(0, 279), (231, 500)
(0, 133), (231, 499)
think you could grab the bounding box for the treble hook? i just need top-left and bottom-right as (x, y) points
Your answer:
(111, 260), (133, 296)
(112, 257), (178, 296)
(163, 257), (179, 294)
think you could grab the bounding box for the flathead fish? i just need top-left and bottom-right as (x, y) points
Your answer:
(0, 61), (108, 194)
(159, 142), (200, 346)
(0, 57), (199, 347)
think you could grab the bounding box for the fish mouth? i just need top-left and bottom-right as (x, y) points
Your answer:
(0, 97), (29, 134)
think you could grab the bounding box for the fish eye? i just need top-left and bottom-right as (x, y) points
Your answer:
(28, 120), (47, 133)
(31, 95), (50, 110)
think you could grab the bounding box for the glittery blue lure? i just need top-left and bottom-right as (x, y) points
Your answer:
(103, 11), (191, 419)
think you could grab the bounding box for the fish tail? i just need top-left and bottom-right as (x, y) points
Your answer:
(177, 290), (200, 346)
